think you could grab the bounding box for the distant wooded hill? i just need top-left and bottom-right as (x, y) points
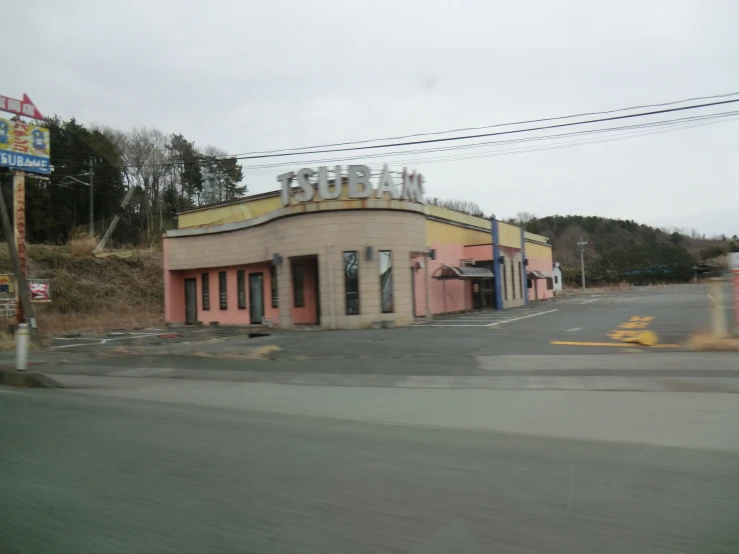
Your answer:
(510, 214), (737, 286)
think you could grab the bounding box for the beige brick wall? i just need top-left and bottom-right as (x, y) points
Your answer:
(166, 210), (427, 328)
(502, 250), (526, 309)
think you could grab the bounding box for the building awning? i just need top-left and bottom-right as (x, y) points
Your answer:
(527, 270), (550, 279)
(433, 265), (494, 280)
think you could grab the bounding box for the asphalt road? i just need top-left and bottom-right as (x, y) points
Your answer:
(2, 388), (738, 553)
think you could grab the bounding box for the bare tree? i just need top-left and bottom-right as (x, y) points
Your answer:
(515, 211), (536, 225)
(426, 197), (489, 218)
(123, 127), (171, 240)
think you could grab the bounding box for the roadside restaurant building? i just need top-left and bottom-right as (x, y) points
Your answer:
(163, 165), (553, 329)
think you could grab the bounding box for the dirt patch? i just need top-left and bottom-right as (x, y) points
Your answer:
(685, 331), (739, 352)
(190, 345), (281, 360)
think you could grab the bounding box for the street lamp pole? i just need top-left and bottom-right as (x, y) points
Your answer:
(577, 235), (587, 294)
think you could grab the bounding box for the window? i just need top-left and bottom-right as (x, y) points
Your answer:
(554, 275), (559, 285)
(379, 250), (393, 313)
(517, 261), (522, 299)
(201, 273), (210, 310)
(344, 251), (359, 315)
(237, 270), (246, 309)
(293, 264), (305, 307)
(219, 271), (227, 310)
(271, 266), (278, 308)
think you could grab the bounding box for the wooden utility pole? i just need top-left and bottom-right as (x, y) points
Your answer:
(13, 170), (27, 324)
(2, 172), (35, 332)
(93, 186), (138, 254)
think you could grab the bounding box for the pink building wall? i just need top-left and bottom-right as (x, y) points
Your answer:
(526, 255), (554, 301)
(413, 242), (494, 316)
(167, 262), (279, 325)
(163, 238), (185, 323)
(413, 241), (550, 315)
(462, 244), (494, 262)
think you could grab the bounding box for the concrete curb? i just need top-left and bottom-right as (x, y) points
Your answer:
(46, 369), (739, 393)
(0, 370), (64, 389)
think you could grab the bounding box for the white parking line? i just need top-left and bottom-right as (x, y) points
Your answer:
(486, 309), (558, 327)
(50, 333), (163, 349)
(425, 308), (558, 327)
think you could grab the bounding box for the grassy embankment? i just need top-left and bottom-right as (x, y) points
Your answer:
(0, 236), (163, 340)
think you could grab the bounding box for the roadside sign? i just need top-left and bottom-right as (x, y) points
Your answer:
(0, 116), (51, 175)
(29, 280), (51, 303)
(0, 94), (43, 120)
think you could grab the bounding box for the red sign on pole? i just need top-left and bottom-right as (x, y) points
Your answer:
(0, 94), (43, 120)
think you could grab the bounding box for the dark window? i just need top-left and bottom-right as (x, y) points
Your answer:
(517, 261), (522, 299)
(554, 275), (559, 284)
(271, 266), (278, 308)
(201, 273), (210, 310)
(379, 250), (393, 313)
(293, 264), (305, 308)
(527, 278), (533, 289)
(502, 259), (508, 300)
(237, 270), (246, 309)
(219, 271), (227, 310)
(344, 251), (359, 315)
(546, 277), (554, 290)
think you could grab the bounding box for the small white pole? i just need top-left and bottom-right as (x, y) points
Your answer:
(15, 322), (29, 371)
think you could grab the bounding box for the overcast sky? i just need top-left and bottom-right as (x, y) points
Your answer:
(8, 0), (739, 236)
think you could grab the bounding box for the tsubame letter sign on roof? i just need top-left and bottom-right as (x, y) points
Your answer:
(277, 165), (425, 206)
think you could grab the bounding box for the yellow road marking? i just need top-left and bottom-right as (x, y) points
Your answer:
(550, 341), (679, 348)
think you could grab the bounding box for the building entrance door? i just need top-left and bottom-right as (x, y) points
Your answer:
(471, 278), (494, 310)
(249, 273), (264, 324)
(185, 278), (197, 324)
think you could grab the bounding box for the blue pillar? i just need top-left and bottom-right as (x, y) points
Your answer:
(520, 227), (529, 306)
(491, 218), (503, 310)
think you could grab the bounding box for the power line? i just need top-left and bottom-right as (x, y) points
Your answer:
(222, 90), (739, 157)
(237, 109), (739, 172)
(231, 98), (739, 161)
(50, 94), (739, 171)
(237, 113), (739, 175)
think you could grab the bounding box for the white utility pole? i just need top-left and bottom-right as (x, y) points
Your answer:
(577, 235), (587, 293)
(89, 158), (94, 236)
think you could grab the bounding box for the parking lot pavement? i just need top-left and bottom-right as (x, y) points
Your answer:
(24, 285), (713, 375)
(420, 304), (558, 327)
(47, 326), (255, 351)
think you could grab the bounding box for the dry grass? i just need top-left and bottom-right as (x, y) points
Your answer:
(67, 233), (99, 257)
(190, 345), (282, 360)
(0, 331), (15, 351)
(685, 331), (739, 352)
(37, 305), (164, 337)
(0, 244), (164, 338)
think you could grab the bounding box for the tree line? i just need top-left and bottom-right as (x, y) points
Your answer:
(512, 213), (736, 285)
(1, 117), (246, 247)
